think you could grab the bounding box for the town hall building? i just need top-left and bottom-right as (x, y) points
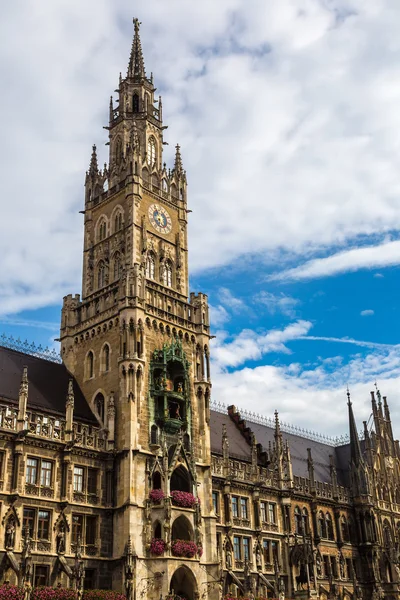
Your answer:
(0, 19), (400, 600)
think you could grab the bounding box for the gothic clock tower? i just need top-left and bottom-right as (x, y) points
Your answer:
(60, 19), (217, 599)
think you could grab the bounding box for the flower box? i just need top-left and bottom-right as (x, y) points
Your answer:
(150, 538), (166, 556)
(149, 489), (165, 504)
(170, 490), (197, 508)
(171, 539), (198, 558)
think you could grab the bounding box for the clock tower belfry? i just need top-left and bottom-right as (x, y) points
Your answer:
(60, 18), (217, 598)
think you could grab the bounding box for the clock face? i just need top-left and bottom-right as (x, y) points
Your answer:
(148, 203), (172, 234)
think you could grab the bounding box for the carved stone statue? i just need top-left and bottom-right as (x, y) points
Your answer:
(56, 523), (65, 554)
(279, 577), (285, 600)
(256, 546), (262, 569)
(125, 564), (134, 600)
(5, 518), (15, 548)
(225, 547), (232, 570)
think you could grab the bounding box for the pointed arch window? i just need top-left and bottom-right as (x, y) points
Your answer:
(341, 516), (349, 542)
(132, 93), (139, 113)
(147, 136), (156, 167)
(113, 252), (122, 281)
(146, 253), (155, 280)
(87, 351), (94, 379)
(114, 212), (123, 232)
(103, 344), (110, 372)
(302, 508), (309, 535)
(98, 219), (107, 241)
(326, 513), (334, 540)
(97, 260), (106, 289)
(165, 260), (173, 287)
(94, 393), (105, 423)
(294, 507), (302, 535)
(318, 511), (327, 539)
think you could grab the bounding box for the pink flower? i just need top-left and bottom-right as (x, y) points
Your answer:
(149, 489), (165, 504)
(171, 539), (198, 558)
(150, 538), (166, 555)
(170, 490), (197, 508)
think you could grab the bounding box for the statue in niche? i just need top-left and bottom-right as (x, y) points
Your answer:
(56, 522), (66, 554)
(256, 546), (262, 569)
(5, 518), (15, 549)
(225, 547), (232, 570)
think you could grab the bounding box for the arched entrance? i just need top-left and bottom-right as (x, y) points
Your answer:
(170, 565), (197, 600)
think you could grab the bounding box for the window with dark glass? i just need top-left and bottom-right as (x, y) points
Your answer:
(37, 510), (50, 539)
(294, 507), (302, 534)
(23, 508), (35, 538)
(40, 461), (52, 487)
(326, 513), (335, 540)
(84, 569), (96, 590)
(271, 541), (278, 564)
(263, 539), (270, 564)
(232, 496), (239, 518)
(34, 566), (49, 588)
(87, 469), (98, 495)
(240, 498), (248, 519)
(233, 536), (241, 560)
(330, 556), (338, 578)
(72, 514), (83, 544)
(302, 508), (309, 534)
(85, 516), (97, 545)
(260, 501), (267, 523)
(268, 503), (276, 523)
(26, 457), (38, 485)
(243, 537), (250, 561)
(74, 466), (84, 492)
(212, 491), (219, 514)
(323, 555), (330, 577)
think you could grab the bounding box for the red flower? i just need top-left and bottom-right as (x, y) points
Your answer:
(149, 489), (165, 503)
(170, 490), (197, 508)
(171, 539), (199, 558)
(150, 538), (166, 555)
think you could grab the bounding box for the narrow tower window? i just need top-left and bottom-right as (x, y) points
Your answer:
(147, 137), (156, 167)
(132, 93), (139, 112)
(87, 351), (94, 379)
(146, 253), (155, 280)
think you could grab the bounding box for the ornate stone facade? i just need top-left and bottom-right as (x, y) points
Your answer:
(0, 18), (400, 600)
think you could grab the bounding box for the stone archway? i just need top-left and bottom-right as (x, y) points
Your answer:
(170, 565), (197, 600)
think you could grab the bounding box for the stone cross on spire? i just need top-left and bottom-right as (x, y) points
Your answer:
(128, 18), (146, 80)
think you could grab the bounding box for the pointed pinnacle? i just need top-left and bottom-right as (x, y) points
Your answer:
(66, 378), (74, 405)
(174, 144), (183, 175)
(128, 18), (146, 80)
(89, 144), (98, 176)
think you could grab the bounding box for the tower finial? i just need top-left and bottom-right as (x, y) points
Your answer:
(174, 144), (183, 176)
(128, 18), (146, 80)
(88, 144), (98, 177)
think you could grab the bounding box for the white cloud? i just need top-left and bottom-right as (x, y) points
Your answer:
(212, 345), (400, 436)
(212, 320), (312, 369)
(254, 291), (299, 318)
(2, 2), (400, 311)
(218, 288), (245, 312)
(360, 309), (374, 316)
(374, 273), (384, 278)
(209, 304), (230, 328)
(271, 240), (400, 282)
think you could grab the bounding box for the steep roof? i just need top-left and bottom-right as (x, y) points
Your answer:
(210, 408), (351, 487)
(0, 346), (96, 423)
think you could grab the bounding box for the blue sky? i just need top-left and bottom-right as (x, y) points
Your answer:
(2, 0), (400, 437)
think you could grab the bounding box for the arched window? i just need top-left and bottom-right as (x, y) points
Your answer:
(150, 425), (159, 446)
(87, 351), (94, 379)
(98, 219), (107, 241)
(383, 521), (392, 548)
(294, 507), (302, 535)
(103, 344), (110, 372)
(154, 521), (162, 539)
(152, 471), (161, 489)
(302, 508), (309, 535)
(146, 253), (155, 279)
(341, 516), (349, 542)
(318, 511), (327, 539)
(114, 212), (123, 232)
(164, 260), (173, 287)
(97, 260), (106, 289)
(113, 252), (122, 280)
(147, 136), (156, 167)
(115, 138), (123, 163)
(132, 93), (139, 112)
(162, 179), (168, 192)
(94, 393), (105, 422)
(326, 513), (334, 540)
(170, 465), (191, 493)
(172, 515), (193, 541)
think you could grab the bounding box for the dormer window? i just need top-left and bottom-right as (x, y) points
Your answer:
(147, 137), (156, 167)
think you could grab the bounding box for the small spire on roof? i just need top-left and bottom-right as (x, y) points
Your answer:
(127, 18), (146, 80)
(88, 144), (99, 177)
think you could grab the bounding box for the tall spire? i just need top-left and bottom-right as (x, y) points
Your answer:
(88, 144), (98, 177)
(347, 388), (362, 466)
(173, 144), (183, 176)
(128, 18), (146, 80)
